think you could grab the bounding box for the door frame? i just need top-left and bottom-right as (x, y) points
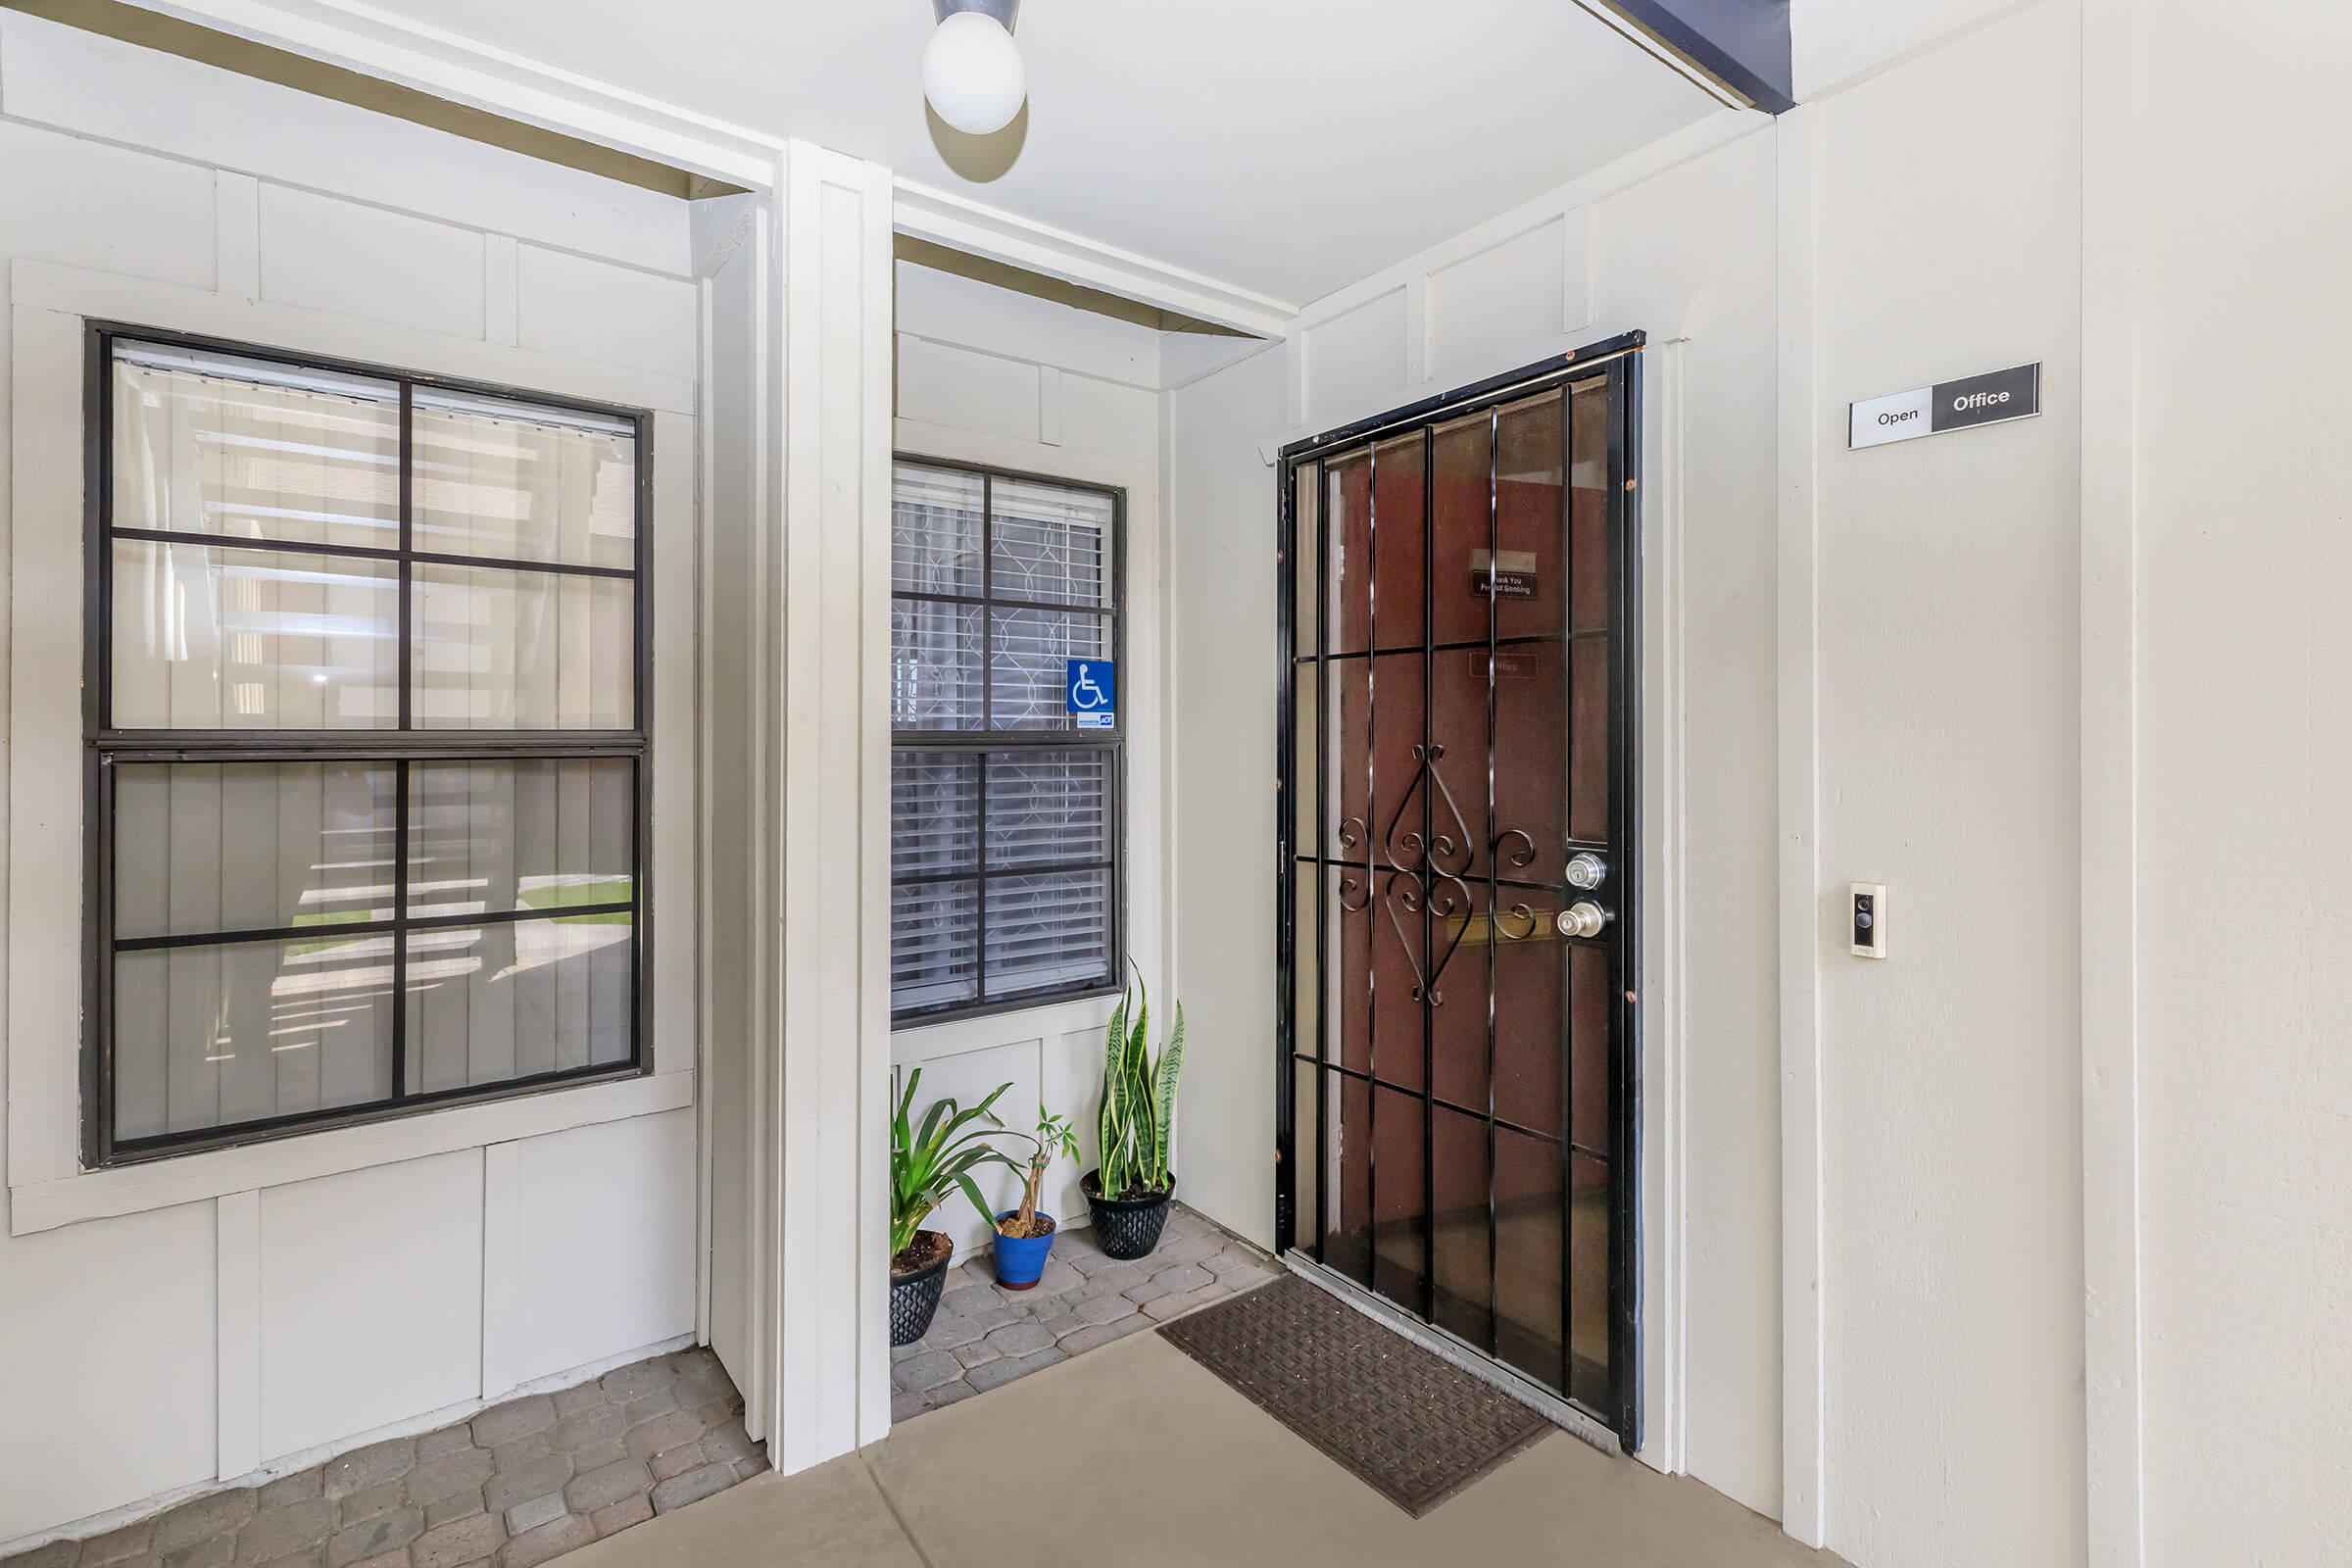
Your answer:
(1271, 331), (1645, 1450)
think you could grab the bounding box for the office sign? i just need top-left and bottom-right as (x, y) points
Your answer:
(1849, 363), (2040, 449)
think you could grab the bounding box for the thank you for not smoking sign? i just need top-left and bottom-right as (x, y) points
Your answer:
(1849, 363), (2040, 450)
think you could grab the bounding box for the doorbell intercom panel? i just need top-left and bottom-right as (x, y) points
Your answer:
(1850, 883), (1887, 958)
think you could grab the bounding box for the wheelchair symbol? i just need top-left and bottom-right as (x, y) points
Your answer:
(1071, 666), (1107, 710)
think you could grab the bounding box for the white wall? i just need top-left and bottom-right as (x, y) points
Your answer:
(1161, 341), (1284, 1259)
(0, 16), (700, 1546)
(1795, 3), (2086, 1562)
(1792, 0), (2029, 96)
(1165, 9), (2100, 1563)
(887, 260), (1169, 1261)
(697, 193), (762, 1420)
(2126, 5), (2352, 1563)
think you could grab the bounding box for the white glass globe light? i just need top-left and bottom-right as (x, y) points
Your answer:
(922, 11), (1025, 135)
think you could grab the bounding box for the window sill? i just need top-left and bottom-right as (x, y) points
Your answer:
(7, 1067), (693, 1236)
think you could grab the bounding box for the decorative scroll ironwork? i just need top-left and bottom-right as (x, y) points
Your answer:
(1493, 901), (1542, 942)
(1378, 867), (1476, 1005)
(1380, 743), (1478, 877)
(1493, 827), (1538, 872)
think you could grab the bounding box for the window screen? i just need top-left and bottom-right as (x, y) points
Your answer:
(890, 461), (1121, 1021)
(88, 331), (648, 1162)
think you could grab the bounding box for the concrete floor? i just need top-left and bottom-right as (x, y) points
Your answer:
(564, 1327), (1847, 1568)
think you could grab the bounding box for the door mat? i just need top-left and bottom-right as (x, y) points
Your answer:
(1156, 1271), (1553, 1517)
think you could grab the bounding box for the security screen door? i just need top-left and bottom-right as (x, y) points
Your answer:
(1277, 337), (1642, 1445)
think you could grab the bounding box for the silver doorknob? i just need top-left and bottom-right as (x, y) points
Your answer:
(1565, 852), (1608, 890)
(1555, 901), (1609, 939)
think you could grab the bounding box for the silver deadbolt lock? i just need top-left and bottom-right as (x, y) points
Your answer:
(1555, 901), (1609, 940)
(1565, 852), (1608, 890)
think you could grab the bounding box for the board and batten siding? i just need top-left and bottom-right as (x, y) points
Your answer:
(0, 13), (701, 1547)
(886, 260), (1168, 1262)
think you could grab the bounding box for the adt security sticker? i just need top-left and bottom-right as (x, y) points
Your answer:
(1066, 659), (1115, 729)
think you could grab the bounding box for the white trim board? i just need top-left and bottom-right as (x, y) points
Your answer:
(2078, 0), (2145, 1561)
(122, 0), (784, 187)
(891, 180), (1296, 341)
(1773, 101), (1828, 1551)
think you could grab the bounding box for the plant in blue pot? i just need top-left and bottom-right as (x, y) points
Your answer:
(986, 1104), (1080, 1291)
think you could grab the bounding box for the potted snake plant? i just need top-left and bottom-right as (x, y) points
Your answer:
(890, 1069), (1018, 1347)
(1082, 966), (1186, 1260)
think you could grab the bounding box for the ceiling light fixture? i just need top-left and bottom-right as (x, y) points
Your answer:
(923, 0), (1025, 136)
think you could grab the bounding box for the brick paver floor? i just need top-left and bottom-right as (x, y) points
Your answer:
(2, 1348), (763, 1568)
(890, 1201), (1278, 1421)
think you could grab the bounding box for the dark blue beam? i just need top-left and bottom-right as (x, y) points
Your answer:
(1602, 0), (1795, 114)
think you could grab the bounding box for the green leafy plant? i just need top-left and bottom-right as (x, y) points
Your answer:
(1095, 964), (1185, 1200)
(890, 1068), (1019, 1266)
(991, 1104), (1082, 1238)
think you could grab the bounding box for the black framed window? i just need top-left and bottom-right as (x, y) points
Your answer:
(890, 459), (1123, 1023)
(85, 327), (651, 1164)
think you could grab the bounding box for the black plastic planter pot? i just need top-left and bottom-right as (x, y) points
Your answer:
(889, 1234), (953, 1347)
(1082, 1170), (1174, 1260)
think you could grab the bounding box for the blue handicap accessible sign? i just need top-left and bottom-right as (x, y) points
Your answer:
(1065, 659), (1115, 728)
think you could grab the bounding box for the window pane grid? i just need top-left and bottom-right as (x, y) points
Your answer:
(101, 340), (643, 742)
(92, 332), (648, 1163)
(889, 458), (1121, 1022)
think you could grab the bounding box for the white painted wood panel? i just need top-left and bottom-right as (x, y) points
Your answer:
(510, 1110), (697, 1385)
(697, 227), (763, 1414)
(1301, 287), (1408, 429)
(0, 120), (215, 291)
(0, 11), (689, 276)
(258, 1152), (485, 1460)
(895, 336), (1041, 445)
(257, 183), (485, 339)
(216, 1192), (263, 1481)
(1164, 344), (1286, 1250)
(764, 140), (896, 1472)
(893, 262), (1159, 389)
(1056, 373), (1156, 462)
(515, 245), (697, 379)
(1808, 9), (2086, 1564)
(2131, 6), (2352, 1565)
(0, 1202), (218, 1543)
(1426, 217), (1569, 390)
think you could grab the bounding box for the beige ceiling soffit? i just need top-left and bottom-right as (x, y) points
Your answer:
(894, 178), (1299, 341)
(68, 0), (1296, 333)
(895, 237), (1251, 338)
(1571, 0), (1756, 112)
(3, 0), (746, 197)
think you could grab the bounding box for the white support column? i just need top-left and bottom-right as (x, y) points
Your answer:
(766, 139), (897, 1473)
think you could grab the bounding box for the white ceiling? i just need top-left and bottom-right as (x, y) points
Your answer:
(362, 0), (1720, 308)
